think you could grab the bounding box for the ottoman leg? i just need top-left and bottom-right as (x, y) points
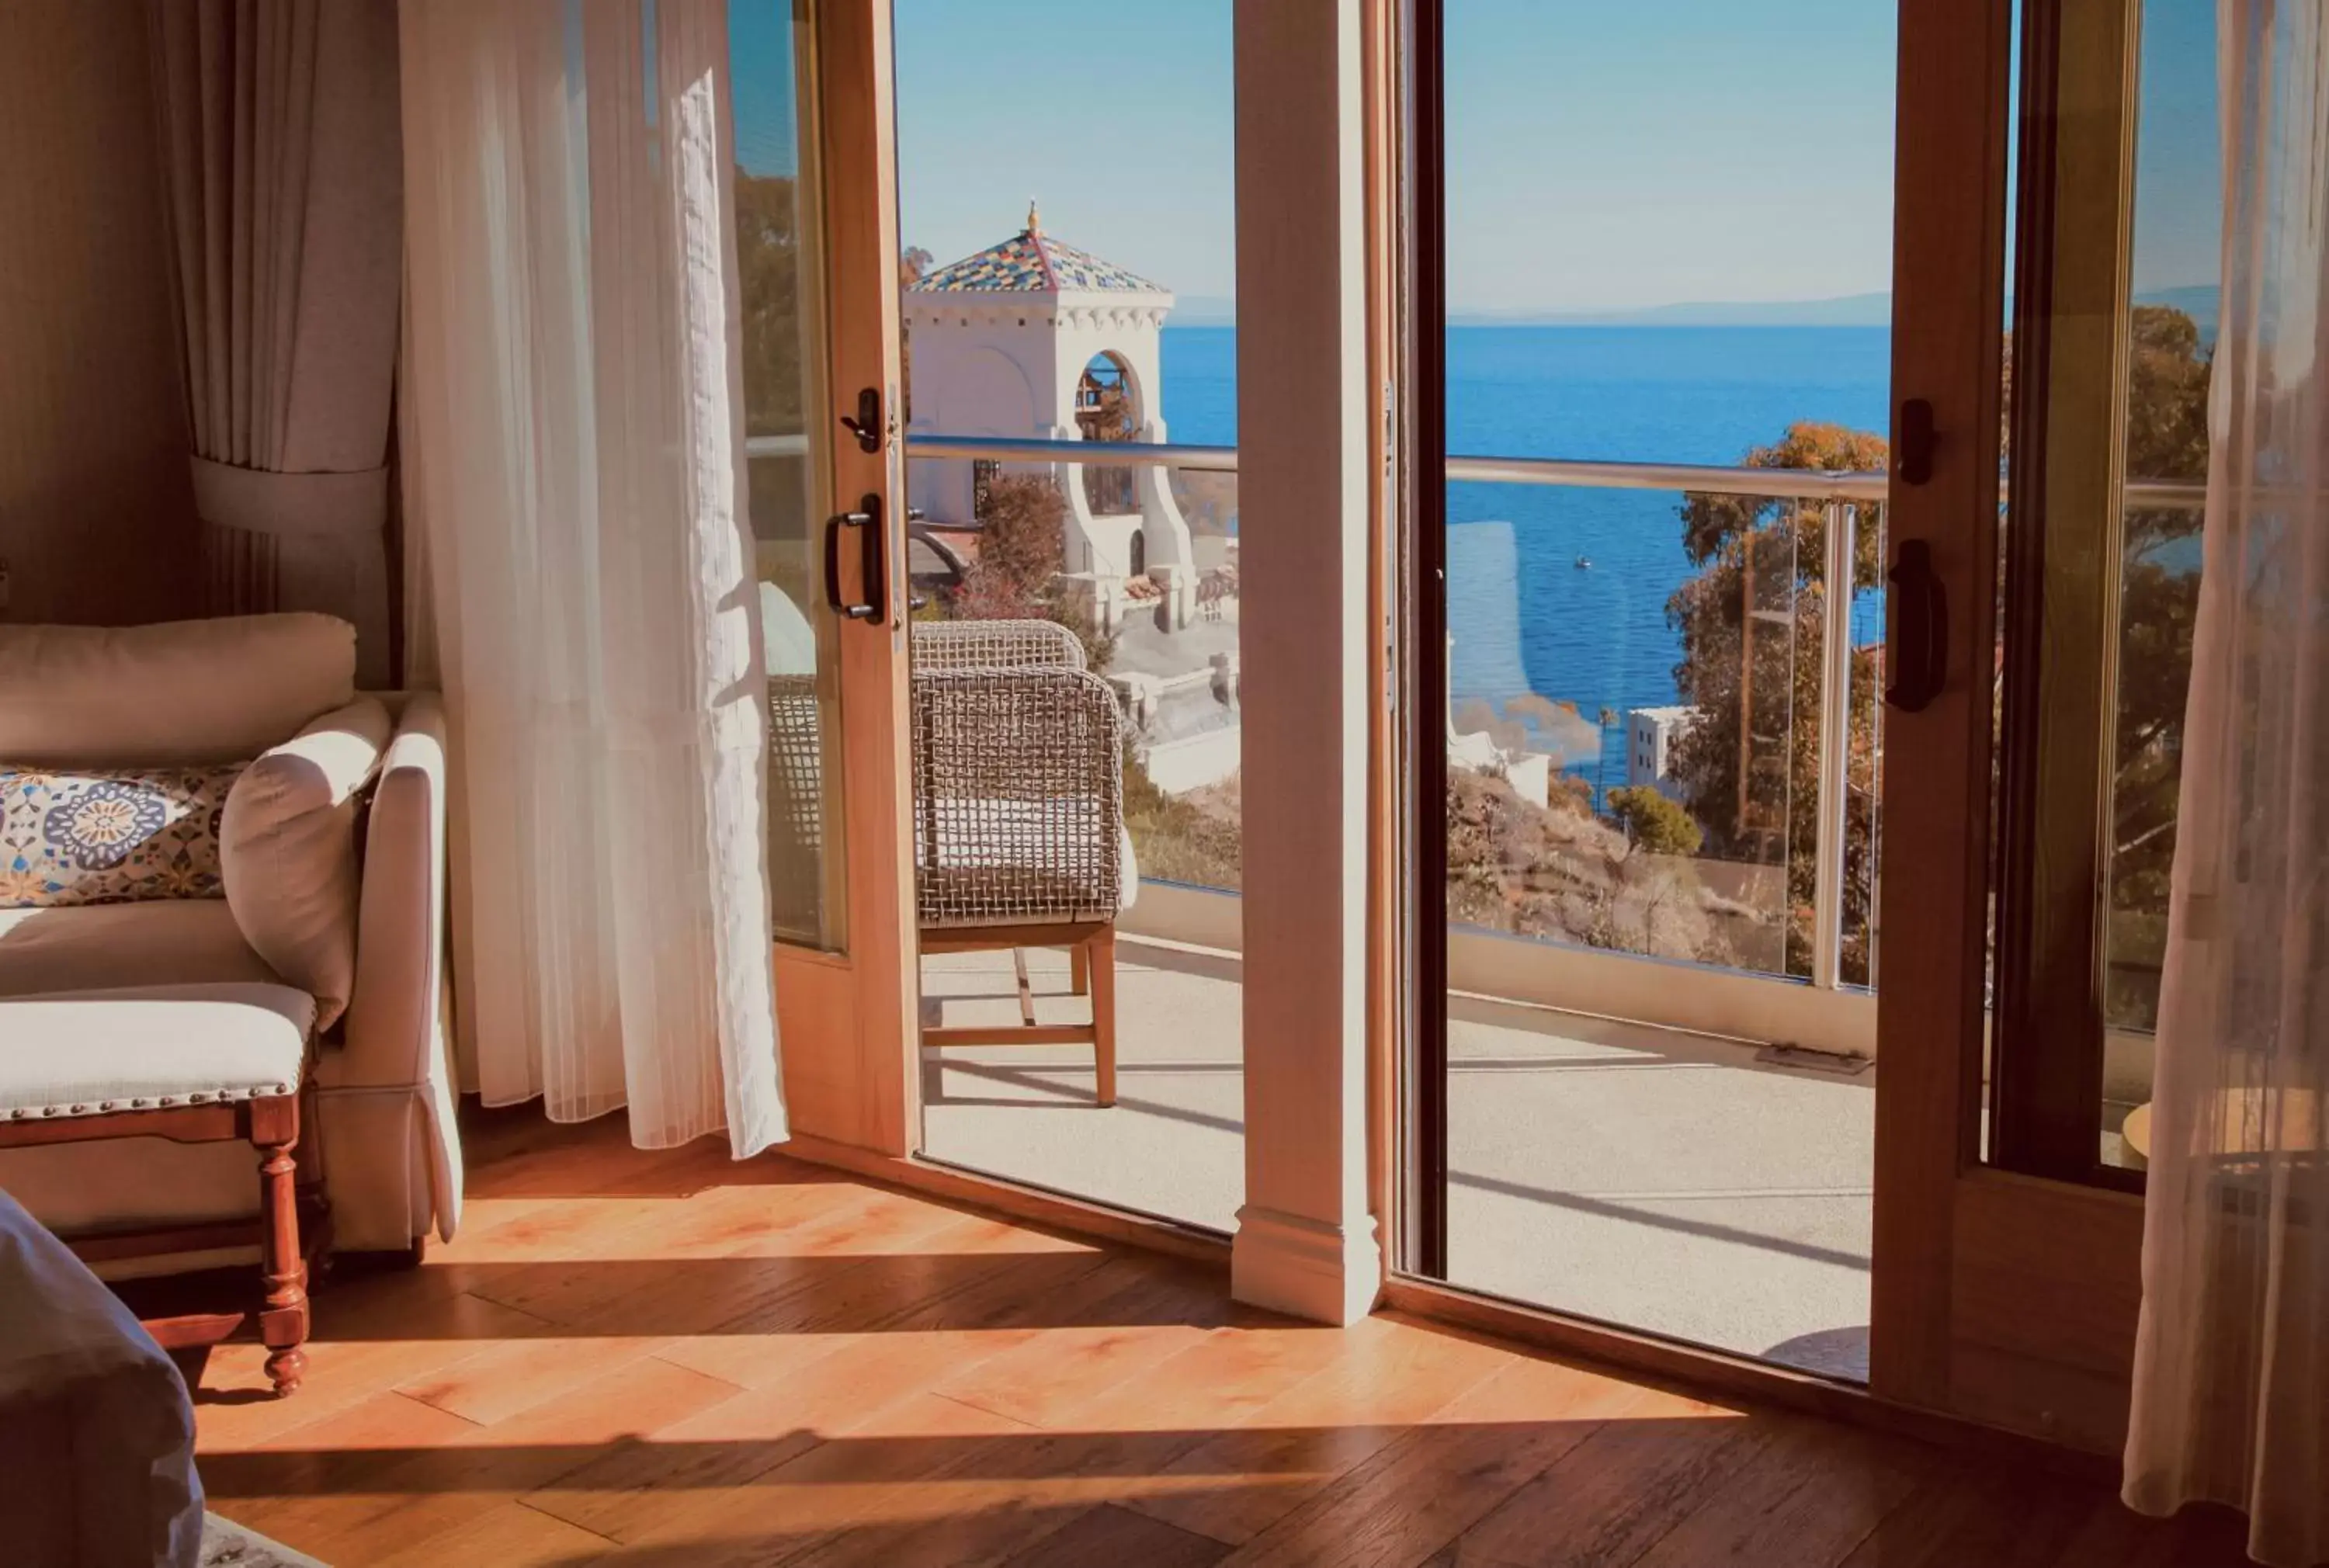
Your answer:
(252, 1097), (309, 1397)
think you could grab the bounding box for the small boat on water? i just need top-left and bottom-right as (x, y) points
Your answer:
(1574, 554), (1593, 571)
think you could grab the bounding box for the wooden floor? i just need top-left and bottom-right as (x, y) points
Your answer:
(181, 1106), (2253, 1567)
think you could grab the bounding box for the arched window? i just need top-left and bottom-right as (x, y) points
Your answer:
(1074, 351), (1139, 516)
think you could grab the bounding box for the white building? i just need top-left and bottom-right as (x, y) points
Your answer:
(1626, 705), (1698, 803)
(904, 206), (1199, 632)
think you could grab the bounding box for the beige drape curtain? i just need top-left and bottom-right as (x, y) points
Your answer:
(2122, 4), (2329, 1562)
(399, 0), (786, 1157)
(146, 0), (402, 687)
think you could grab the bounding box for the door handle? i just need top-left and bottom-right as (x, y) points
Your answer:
(1883, 538), (1947, 712)
(823, 494), (887, 623)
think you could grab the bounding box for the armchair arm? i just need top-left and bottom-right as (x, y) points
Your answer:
(320, 692), (461, 1243)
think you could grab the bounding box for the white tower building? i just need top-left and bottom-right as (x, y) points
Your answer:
(904, 205), (1199, 632)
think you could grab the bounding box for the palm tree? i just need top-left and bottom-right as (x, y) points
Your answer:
(1596, 706), (1620, 809)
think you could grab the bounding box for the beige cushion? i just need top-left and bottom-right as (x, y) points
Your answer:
(221, 697), (390, 1030)
(0, 982), (311, 1121)
(0, 903), (280, 1000)
(0, 615), (356, 768)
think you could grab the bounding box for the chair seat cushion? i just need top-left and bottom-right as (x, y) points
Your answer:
(0, 983), (312, 1122)
(0, 901), (283, 1001)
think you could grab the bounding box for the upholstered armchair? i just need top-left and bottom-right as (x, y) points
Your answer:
(0, 614), (459, 1393)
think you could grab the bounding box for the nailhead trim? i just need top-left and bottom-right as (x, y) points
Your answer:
(4, 1079), (300, 1120)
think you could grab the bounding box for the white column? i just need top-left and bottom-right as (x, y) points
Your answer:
(1230, 0), (1380, 1326)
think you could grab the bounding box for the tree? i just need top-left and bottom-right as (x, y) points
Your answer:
(734, 172), (806, 436)
(1662, 307), (2213, 1001)
(944, 474), (1115, 671)
(2103, 305), (2211, 1025)
(1609, 786), (1702, 858)
(1668, 421), (1889, 981)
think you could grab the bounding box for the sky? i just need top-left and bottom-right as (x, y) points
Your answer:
(730, 0), (2224, 317)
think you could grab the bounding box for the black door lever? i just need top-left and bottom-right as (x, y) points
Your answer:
(1894, 397), (1935, 487)
(839, 387), (883, 454)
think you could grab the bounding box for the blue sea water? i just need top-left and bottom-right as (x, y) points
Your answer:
(1157, 324), (1893, 757)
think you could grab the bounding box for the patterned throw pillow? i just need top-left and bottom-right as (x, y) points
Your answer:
(0, 765), (244, 907)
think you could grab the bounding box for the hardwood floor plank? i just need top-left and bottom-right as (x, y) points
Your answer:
(1449, 1400), (1773, 1567)
(173, 1112), (2225, 1568)
(363, 1500), (620, 1568)
(932, 1268), (1229, 1427)
(1833, 1459), (2099, 1568)
(1045, 1318), (1355, 1433)
(999, 1504), (1232, 1568)
(1623, 1414), (1928, 1568)
(394, 1333), (671, 1426)
(1219, 1354), (1676, 1568)
(608, 1390), (1037, 1564)
(1124, 1313), (1520, 1546)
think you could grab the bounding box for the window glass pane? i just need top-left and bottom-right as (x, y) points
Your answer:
(733, 0), (847, 950)
(1433, 0), (1894, 1376)
(2103, 0), (2218, 1168)
(896, 1), (1243, 1231)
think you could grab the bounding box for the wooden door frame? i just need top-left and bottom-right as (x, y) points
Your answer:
(1874, 0), (2148, 1455)
(771, 0), (919, 1160)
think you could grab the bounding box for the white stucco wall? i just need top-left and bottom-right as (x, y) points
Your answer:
(904, 289), (1198, 626)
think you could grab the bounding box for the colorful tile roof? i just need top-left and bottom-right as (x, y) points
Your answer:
(914, 210), (1167, 297)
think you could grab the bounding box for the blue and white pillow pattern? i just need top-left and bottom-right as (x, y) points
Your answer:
(0, 765), (243, 907)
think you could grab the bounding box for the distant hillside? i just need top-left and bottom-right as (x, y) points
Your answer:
(1453, 293), (1892, 328)
(1447, 284), (2220, 335)
(1169, 294), (1237, 327)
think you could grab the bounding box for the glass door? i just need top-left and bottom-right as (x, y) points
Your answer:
(734, 0), (921, 1154)
(890, 2), (1248, 1232)
(1407, 0), (1897, 1380)
(1876, 0), (2220, 1447)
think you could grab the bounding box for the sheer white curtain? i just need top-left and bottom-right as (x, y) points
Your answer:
(397, 0), (786, 1156)
(2123, 3), (2329, 1560)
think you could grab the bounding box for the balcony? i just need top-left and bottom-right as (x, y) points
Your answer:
(879, 430), (1887, 1372)
(827, 430), (2193, 1372)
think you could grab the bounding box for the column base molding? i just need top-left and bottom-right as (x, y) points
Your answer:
(1231, 1202), (1382, 1325)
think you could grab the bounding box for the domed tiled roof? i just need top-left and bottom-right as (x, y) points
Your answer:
(913, 204), (1167, 297)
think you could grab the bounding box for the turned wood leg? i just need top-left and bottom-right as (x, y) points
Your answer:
(252, 1096), (309, 1398)
(1070, 943), (1090, 997)
(1090, 928), (1117, 1108)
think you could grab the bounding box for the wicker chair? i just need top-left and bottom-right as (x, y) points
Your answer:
(910, 619), (1127, 1106)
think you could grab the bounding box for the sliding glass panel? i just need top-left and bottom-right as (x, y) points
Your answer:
(895, 2), (1244, 1230)
(1988, 0), (2216, 1180)
(2098, 0), (2216, 1169)
(1421, 0), (1896, 1378)
(732, 1), (846, 950)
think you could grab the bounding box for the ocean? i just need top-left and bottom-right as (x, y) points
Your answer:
(1157, 324), (1893, 770)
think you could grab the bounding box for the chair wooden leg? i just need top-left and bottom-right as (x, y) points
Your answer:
(1070, 944), (1090, 997)
(1089, 928), (1117, 1108)
(252, 1098), (309, 1398)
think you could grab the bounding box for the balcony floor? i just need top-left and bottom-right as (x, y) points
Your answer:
(922, 940), (1874, 1380)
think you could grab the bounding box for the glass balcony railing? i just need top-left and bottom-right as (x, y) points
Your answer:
(897, 434), (1884, 1005)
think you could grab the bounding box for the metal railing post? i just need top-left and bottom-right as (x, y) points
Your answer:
(1810, 498), (1858, 991)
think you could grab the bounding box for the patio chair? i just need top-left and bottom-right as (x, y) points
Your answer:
(910, 619), (1129, 1107)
